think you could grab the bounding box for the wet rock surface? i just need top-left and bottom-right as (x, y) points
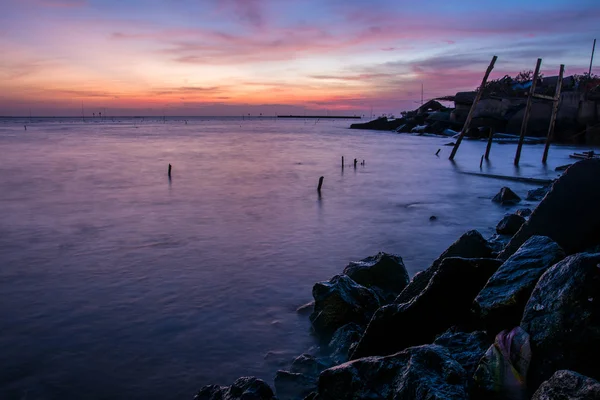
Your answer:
(526, 186), (550, 201)
(495, 214), (525, 235)
(474, 236), (565, 334)
(309, 274), (380, 337)
(515, 208), (532, 218)
(395, 230), (492, 305)
(318, 345), (468, 400)
(492, 187), (521, 205)
(343, 252), (409, 303)
(532, 370), (600, 400)
(352, 257), (501, 359)
(501, 159), (600, 258)
(327, 323), (363, 364)
(433, 329), (491, 378)
(520, 252), (600, 387)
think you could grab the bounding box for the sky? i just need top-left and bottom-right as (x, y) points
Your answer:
(0, 0), (598, 117)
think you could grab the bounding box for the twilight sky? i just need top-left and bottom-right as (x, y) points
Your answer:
(0, 0), (598, 116)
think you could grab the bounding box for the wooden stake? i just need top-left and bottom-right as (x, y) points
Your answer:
(480, 155), (484, 169)
(341, 156), (344, 168)
(450, 55), (498, 160)
(542, 64), (565, 164)
(317, 176), (324, 192)
(514, 58), (542, 166)
(353, 158), (357, 168)
(435, 149), (441, 156)
(485, 127), (494, 159)
(168, 164), (172, 178)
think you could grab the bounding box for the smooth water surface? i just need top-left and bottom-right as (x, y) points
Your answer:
(0, 117), (590, 399)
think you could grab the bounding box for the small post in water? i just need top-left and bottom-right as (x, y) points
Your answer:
(435, 149), (441, 156)
(485, 127), (494, 159)
(480, 155), (484, 169)
(168, 164), (172, 178)
(354, 158), (357, 168)
(341, 156), (344, 168)
(317, 176), (324, 192)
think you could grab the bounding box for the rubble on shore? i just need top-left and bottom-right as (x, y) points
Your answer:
(194, 159), (600, 400)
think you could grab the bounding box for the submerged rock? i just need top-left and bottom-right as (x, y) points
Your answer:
(474, 236), (565, 334)
(309, 274), (380, 337)
(343, 252), (409, 303)
(352, 257), (501, 359)
(195, 377), (275, 400)
(396, 230), (492, 305)
(492, 187), (521, 205)
(515, 208), (532, 218)
(520, 253), (600, 387)
(496, 214), (525, 235)
(501, 159), (600, 258)
(532, 370), (600, 400)
(327, 323), (363, 364)
(433, 329), (491, 378)
(274, 355), (331, 400)
(318, 345), (468, 400)
(526, 186), (550, 201)
(473, 327), (531, 400)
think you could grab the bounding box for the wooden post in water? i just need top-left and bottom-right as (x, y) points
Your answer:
(479, 155), (484, 169)
(341, 156), (344, 168)
(353, 158), (357, 168)
(485, 127), (494, 159)
(168, 164), (172, 178)
(450, 55), (498, 160)
(317, 176), (324, 192)
(514, 58), (542, 166)
(542, 64), (565, 164)
(435, 149), (441, 156)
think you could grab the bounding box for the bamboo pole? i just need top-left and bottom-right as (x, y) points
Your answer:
(449, 55), (498, 160)
(485, 127), (494, 159)
(514, 58), (542, 166)
(542, 64), (565, 164)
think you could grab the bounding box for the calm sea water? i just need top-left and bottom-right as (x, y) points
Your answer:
(0, 117), (590, 399)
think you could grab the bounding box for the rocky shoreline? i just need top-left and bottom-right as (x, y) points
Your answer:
(195, 159), (600, 400)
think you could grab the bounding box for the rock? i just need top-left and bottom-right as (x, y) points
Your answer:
(520, 253), (600, 387)
(473, 327), (531, 400)
(474, 236), (565, 334)
(274, 355), (331, 400)
(430, 215), (438, 221)
(309, 275), (380, 337)
(195, 377), (275, 400)
(342, 252), (409, 303)
(327, 323), (363, 364)
(396, 230), (492, 305)
(487, 234), (512, 255)
(433, 329), (491, 378)
(350, 117), (404, 131)
(318, 345), (468, 400)
(500, 159), (600, 258)
(492, 187), (521, 205)
(352, 257), (502, 359)
(515, 208), (532, 218)
(532, 370), (600, 400)
(526, 186), (550, 201)
(496, 214), (525, 235)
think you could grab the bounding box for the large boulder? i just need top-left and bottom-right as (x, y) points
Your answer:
(352, 257), (501, 359)
(343, 252), (409, 303)
(327, 323), (363, 364)
(472, 327), (531, 400)
(532, 370), (600, 400)
(195, 377), (275, 400)
(520, 253), (600, 387)
(500, 159), (600, 259)
(492, 187), (521, 205)
(396, 230), (492, 304)
(317, 345), (468, 400)
(473, 236), (565, 334)
(496, 214), (525, 235)
(309, 275), (380, 337)
(274, 355), (331, 400)
(433, 329), (491, 378)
